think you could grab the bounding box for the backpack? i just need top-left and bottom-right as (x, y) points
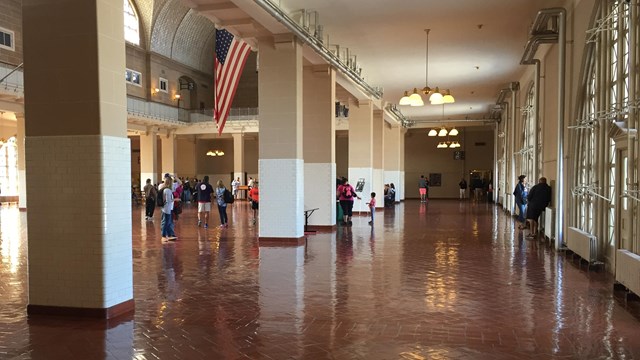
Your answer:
(157, 187), (167, 207)
(223, 188), (234, 204)
(342, 185), (353, 199)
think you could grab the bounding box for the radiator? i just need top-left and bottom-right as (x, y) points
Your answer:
(544, 207), (555, 240)
(566, 227), (598, 263)
(615, 249), (640, 296)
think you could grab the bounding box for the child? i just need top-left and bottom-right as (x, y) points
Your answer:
(367, 192), (376, 225)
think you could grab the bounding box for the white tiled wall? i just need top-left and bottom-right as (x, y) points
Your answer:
(304, 162), (336, 226)
(400, 171), (405, 200)
(259, 158), (304, 238)
(348, 167), (373, 213)
(26, 135), (133, 309)
(18, 169), (27, 208)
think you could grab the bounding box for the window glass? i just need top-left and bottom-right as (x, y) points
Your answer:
(124, 0), (140, 45)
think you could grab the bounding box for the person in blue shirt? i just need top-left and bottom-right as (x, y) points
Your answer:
(513, 175), (528, 228)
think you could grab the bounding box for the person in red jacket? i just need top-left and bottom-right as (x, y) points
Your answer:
(248, 181), (259, 223)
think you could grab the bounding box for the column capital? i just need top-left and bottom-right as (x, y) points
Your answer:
(14, 112), (25, 120)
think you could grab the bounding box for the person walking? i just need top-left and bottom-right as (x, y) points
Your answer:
(196, 176), (214, 228)
(526, 177), (552, 238)
(418, 175), (428, 203)
(513, 175), (528, 228)
(458, 178), (467, 200)
(143, 178), (157, 220)
(160, 177), (177, 241)
(215, 180), (229, 228)
(367, 192), (376, 225)
(337, 178), (361, 226)
(248, 181), (259, 223)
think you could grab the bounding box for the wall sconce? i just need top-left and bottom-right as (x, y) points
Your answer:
(174, 94), (181, 100)
(206, 150), (225, 156)
(152, 87), (160, 95)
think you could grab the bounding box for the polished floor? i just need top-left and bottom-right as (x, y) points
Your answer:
(1, 200), (640, 359)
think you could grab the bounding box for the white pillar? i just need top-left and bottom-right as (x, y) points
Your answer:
(348, 100), (374, 214)
(139, 130), (158, 188)
(24, 0), (132, 317)
(303, 65), (336, 227)
(384, 122), (402, 203)
(372, 110), (384, 208)
(232, 133), (245, 194)
(161, 131), (176, 176)
(258, 34), (304, 242)
(16, 112), (27, 210)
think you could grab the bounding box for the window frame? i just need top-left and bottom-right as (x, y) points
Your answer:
(159, 77), (168, 93)
(125, 68), (142, 87)
(0, 26), (15, 52)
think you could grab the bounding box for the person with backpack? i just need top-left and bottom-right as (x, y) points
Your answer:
(159, 177), (177, 241)
(143, 178), (157, 220)
(215, 179), (230, 228)
(336, 178), (361, 226)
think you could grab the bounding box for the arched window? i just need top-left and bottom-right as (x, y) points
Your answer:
(0, 137), (18, 196)
(124, 0), (140, 45)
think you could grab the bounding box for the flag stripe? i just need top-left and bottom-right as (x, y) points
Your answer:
(214, 29), (251, 135)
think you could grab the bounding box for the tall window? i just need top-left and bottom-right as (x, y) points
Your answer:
(124, 0), (140, 45)
(0, 137), (18, 196)
(522, 85), (536, 180)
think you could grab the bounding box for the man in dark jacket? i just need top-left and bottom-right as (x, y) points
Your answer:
(526, 177), (552, 237)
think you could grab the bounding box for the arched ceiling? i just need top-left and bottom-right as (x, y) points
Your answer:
(132, 0), (215, 73)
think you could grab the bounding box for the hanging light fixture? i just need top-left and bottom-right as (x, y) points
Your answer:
(398, 29), (454, 106)
(428, 129), (438, 136)
(437, 142), (448, 148)
(448, 127), (459, 136)
(438, 127), (448, 137)
(206, 150), (225, 156)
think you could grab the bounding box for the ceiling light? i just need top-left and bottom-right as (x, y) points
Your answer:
(206, 150), (225, 156)
(398, 29), (454, 107)
(437, 142), (448, 148)
(449, 127), (459, 136)
(399, 91), (411, 105)
(428, 129), (438, 136)
(438, 128), (448, 137)
(449, 142), (456, 148)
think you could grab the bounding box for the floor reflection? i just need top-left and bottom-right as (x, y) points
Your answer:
(0, 201), (638, 359)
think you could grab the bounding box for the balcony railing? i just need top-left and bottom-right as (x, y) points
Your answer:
(0, 62), (24, 91)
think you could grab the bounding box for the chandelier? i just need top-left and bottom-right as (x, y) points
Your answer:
(206, 150), (225, 156)
(399, 29), (455, 106)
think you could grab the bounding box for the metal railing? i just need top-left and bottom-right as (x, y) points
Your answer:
(0, 62), (24, 91)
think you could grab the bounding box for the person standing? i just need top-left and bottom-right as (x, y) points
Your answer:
(337, 178), (361, 226)
(196, 176), (214, 228)
(248, 181), (259, 223)
(160, 177), (177, 241)
(143, 178), (157, 220)
(231, 177), (241, 199)
(418, 175), (428, 203)
(513, 175), (528, 228)
(526, 177), (552, 238)
(458, 178), (467, 200)
(367, 192), (376, 225)
(215, 180), (229, 228)
(247, 177), (254, 190)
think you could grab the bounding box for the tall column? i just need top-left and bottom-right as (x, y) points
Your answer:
(139, 130), (158, 188)
(348, 100), (373, 214)
(161, 131), (176, 176)
(16, 112), (27, 210)
(23, 0), (133, 318)
(384, 123), (402, 203)
(400, 128), (406, 200)
(258, 34), (304, 242)
(372, 110), (384, 208)
(232, 133), (245, 190)
(303, 65), (336, 228)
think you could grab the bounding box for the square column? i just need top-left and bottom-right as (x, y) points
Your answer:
(23, 0), (133, 318)
(139, 130), (158, 189)
(348, 100), (374, 214)
(400, 128), (406, 200)
(303, 65), (336, 228)
(16, 112), (26, 210)
(384, 123), (402, 202)
(258, 35), (304, 242)
(372, 110), (384, 208)
(161, 132), (176, 176)
(232, 133), (245, 187)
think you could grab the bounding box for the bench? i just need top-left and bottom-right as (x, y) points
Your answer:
(304, 208), (319, 234)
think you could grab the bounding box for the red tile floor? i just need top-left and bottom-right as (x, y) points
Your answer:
(1, 200), (640, 359)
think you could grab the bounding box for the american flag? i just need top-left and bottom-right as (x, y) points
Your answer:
(214, 29), (251, 135)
